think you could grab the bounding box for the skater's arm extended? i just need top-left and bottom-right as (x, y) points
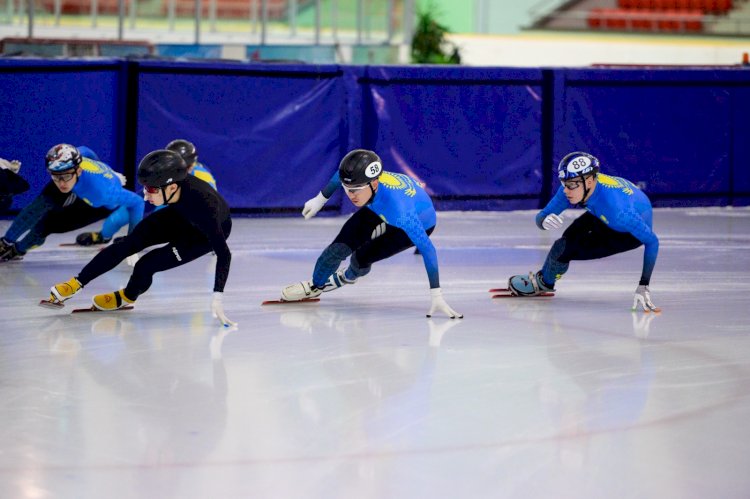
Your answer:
(301, 171), (341, 220)
(535, 187), (569, 230)
(398, 213), (462, 319)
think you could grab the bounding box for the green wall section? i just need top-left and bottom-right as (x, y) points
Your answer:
(295, 0), (474, 34)
(294, 0), (531, 35)
(423, 0), (473, 34)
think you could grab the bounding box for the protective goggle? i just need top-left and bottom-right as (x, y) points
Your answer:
(342, 182), (370, 194)
(50, 172), (76, 183)
(561, 179), (585, 190)
(143, 185), (162, 194)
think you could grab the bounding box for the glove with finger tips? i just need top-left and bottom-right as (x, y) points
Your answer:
(426, 288), (464, 319)
(211, 291), (238, 327)
(302, 192), (329, 220)
(632, 284), (661, 313)
(542, 213), (564, 230)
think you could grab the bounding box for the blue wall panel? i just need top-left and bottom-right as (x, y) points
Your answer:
(731, 86), (750, 205)
(135, 62), (348, 211)
(2, 61), (748, 215)
(553, 69), (750, 207)
(358, 66), (544, 210)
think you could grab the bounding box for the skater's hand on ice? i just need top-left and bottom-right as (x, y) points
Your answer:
(426, 288), (463, 319)
(126, 253), (139, 267)
(632, 285), (661, 313)
(211, 292), (237, 327)
(542, 213), (564, 230)
(302, 192), (328, 220)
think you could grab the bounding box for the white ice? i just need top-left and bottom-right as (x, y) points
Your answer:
(1, 208), (749, 499)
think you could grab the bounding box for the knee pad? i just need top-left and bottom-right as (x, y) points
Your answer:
(318, 243), (352, 268)
(541, 238), (569, 285)
(550, 237), (571, 262)
(312, 243), (352, 286)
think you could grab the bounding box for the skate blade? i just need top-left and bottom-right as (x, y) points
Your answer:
(489, 288), (511, 293)
(261, 298), (320, 305)
(59, 243), (108, 251)
(71, 305), (134, 314)
(39, 299), (64, 309)
(491, 292), (555, 299)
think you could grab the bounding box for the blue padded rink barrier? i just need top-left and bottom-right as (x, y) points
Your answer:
(1, 207), (749, 498)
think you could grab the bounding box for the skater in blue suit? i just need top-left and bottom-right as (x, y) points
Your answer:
(507, 151), (660, 312)
(166, 139), (217, 191)
(280, 149), (462, 319)
(0, 144), (144, 261)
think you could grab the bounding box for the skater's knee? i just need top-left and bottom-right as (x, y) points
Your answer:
(329, 242), (352, 259)
(551, 237), (573, 263)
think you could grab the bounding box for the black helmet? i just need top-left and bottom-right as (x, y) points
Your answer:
(557, 151), (600, 181)
(46, 144), (82, 173)
(166, 139), (197, 166)
(338, 149), (383, 186)
(137, 150), (188, 188)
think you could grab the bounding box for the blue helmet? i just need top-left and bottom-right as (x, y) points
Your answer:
(45, 144), (82, 173)
(557, 151), (600, 181)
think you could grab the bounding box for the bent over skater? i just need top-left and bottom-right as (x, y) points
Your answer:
(0, 144), (143, 261)
(42, 150), (235, 326)
(507, 151), (660, 312)
(281, 148), (462, 319)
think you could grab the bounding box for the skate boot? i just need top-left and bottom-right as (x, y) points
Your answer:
(0, 240), (24, 262)
(319, 269), (357, 292)
(508, 271), (554, 297)
(281, 281), (323, 302)
(49, 277), (83, 304)
(76, 231), (111, 246)
(0, 237), (12, 255)
(92, 289), (135, 311)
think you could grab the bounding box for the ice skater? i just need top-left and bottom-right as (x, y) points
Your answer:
(280, 148), (462, 319)
(166, 139), (218, 191)
(0, 144), (144, 261)
(507, 151), (660, 312)
(42, 149), (236, 326)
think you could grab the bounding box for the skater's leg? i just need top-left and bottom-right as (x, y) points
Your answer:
(310, 208), (386, 287)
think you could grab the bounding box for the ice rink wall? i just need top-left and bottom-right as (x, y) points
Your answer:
(2, 59), (748, 213)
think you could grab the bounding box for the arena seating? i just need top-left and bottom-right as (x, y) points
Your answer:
(37, 0), (307, 19)
(37, 0), (130, 15)
(588, 0), (734, 32)
(162, 0), (311, 19)
(617, 0), (733, 13)
(588, 8), (704, 32)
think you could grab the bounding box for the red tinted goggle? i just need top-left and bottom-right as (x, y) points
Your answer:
(143, 185), (161, 194)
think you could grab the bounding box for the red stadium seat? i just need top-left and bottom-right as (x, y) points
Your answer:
(631, 10), (655, 30)
(684, 11), (704, 30)
(588, 9), (604, 28)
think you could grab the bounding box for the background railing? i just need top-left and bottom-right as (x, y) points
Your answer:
(1, 0), (416, 45)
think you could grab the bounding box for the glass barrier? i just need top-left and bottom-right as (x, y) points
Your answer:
(0, 0), (407, 46)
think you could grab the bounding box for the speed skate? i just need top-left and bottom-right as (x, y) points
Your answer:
(71, 305), (134, 313)
(488, 287), (555, 299)
(261, 298), (320, 305)
(38, 298), (134, 313)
